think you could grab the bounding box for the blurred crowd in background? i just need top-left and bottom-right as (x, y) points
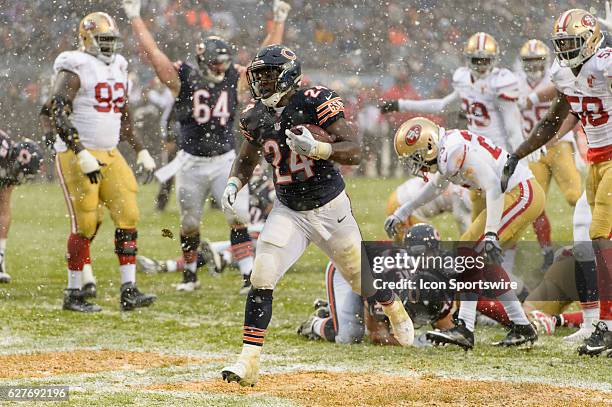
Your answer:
(0, 0), (602, 178)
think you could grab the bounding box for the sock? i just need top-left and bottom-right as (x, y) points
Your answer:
(593, 244), (612, 322)
(231, 228), (254, 277)
(167, 259), (179, 273)
(580, 302), (599, 327)
(0, 238), (6, 257)
(67, 233), (90, 272)
(196, 252), (207, 268)
(211, 241), (230, 253)
(575, 260), (599, 303)
(243, 289), (273, 347)
(222, 250), (232, 265)
(477, 298), (510, 326)
(82, 263), (95, 285)
(498, 291), (529, 325)
(560, 311), (584, 328)
(312, 316), (325, 339)
(312, 317), (336, 342)
(120, 264), (136, 285)
(458, 292), (478, 331)
(533, 212), (552, 248)
(180, 234), (200, 274)
(67, 270), (82, 289)
(184, 261), (197, 273)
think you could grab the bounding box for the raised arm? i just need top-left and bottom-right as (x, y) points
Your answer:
(262, 0), (291, 47)
(379, 91), (460, 114)
(123, 0), (181, 96)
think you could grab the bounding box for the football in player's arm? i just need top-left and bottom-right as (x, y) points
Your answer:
(0, 131), (43, 283)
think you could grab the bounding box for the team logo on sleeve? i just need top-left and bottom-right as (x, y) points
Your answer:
(405, 125), (421, 145)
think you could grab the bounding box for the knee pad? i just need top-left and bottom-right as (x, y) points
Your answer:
(334, 239), (362, 293)
(115, 228), (138, 256)
(251, 253), (278, 290)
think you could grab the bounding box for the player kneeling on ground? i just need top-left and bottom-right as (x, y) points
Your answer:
(385, 117), (542, 349)
(0, 131), (43, 283)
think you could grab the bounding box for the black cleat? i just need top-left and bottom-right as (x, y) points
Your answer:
(120, 282), (156, 311)
(239, 274), (252, 295)
(426, 319), (474, 350)
(492, 322), (538, 347)
(313, 298), (330, 318)
(80, 282), (97, 299)
(577, 322), (612, 357)
(63, 289), (102, 313)
(200, 239), (227, 275)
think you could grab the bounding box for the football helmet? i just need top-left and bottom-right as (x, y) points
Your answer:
(247, 44), (302, 108)
(393, 117), (442, 178)
(403, 223), (441, 257)
(520, 39), (550, 83)
(551, 9), (603, 68)
(8, 139), (43, 184)
(464, 32), (499, 78)
(79, 12), (122, 64)
(196, 36), (233, 83)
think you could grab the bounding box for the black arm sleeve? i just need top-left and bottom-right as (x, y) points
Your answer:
(51, 95), (80, 148)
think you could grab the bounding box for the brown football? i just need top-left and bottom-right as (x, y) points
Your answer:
(290, 124), (336, 143)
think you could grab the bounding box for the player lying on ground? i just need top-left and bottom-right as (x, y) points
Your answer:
(123, 0), (290, 294)
(39, 12), (157, 312)
(501, 8), (612, 357)
(220, 45), (415, 387)
(385, 117), (541, 350)
(0, 131), (43, 284)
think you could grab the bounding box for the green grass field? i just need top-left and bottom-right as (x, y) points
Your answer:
(0, 177), (610, 406)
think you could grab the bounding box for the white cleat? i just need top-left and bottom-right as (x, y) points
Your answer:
(563, 324), (595, 343)
(382, 299), (414, 346)
(530, 310), (556, 335)
(136, 255), (166, 274)
(0, 271), (11, 283)
(221, 352), (260, 387)
(174, 281), (201, 292)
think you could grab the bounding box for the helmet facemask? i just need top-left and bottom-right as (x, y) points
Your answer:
(551, 34), (591, 68)
(83, 32), (122, 64)
(401, 145), (438, 180)
(521, 57), (547, 83)
(247, 62), (301, 108)
(467, 56), (495, 78)
(196, 45), (231, 83)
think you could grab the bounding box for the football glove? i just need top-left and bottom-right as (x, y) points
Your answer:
(136, 149), (156, 184)
(285, 127), (332, 160)
(378, 100), (399, 113)
(222, 177), (242, 216)
(273, 0), (291, 22)
(43, 131), (56, 150)
(77, 150), (104, 184)
(123, 0), (141, 19)
(483, 232), (503, 265)
(384, 214), (402, 239)
(500, 153), (519, 192)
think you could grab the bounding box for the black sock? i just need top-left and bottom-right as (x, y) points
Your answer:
(575, 260), (599, 303)
(243, 289), (273, 346)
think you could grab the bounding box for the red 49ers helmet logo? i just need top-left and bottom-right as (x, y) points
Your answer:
(83, 19), (96, 31)
(582, 14), (596, 28)
(405, 125), (421, 145)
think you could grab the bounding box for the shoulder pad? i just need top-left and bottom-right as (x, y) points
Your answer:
(439, 130), (469, 176)
(452, 67), (471, 87)
(53, 51), (84, 76)
(239, 102), (275, 144)
(491, 68), (519, 101)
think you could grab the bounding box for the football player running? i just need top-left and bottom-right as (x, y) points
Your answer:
(0, 131), (43, 284)
(379, 32), (524, 154)
(502, 9), (612, 357)
(123, 0), (291, 293)
(517, 39), (582, 269)
(221, 45), (414, 387)
(39, 12), (157, 312)
(385, 117), (542, 350)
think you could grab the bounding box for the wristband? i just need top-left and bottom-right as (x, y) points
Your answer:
(528, 92), (539, 106)
(227, 176), (243, 190)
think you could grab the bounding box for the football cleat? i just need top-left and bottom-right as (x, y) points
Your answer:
(0, 271), (11, 283)
(426, 319), (474, 350)
(120, 282), (156, 311)
(62, 289), (102, 313)
(529, 310), (556, 335)
(577, 322), (612, 357)
(221, 349), (261, 387)
(563, 324), (595, 343)
(313, 298), (330, 318)
(382, 299), (414, 346)
(80, 282), (97, 299)
(175, 270), (200, 292)
(492, 322), (538, 347)
(200, 239), (227, 275)
(239, 274), (252, 295)
(297, 315), (319, 340)
(136, 255), (167, 274)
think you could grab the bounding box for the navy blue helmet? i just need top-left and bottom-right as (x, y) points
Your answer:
(196, 36), (233, 83)
(403, 223), (440, 256)
(9, 139), (43, 184)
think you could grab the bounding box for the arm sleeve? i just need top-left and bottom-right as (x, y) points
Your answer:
(394, 173), (449, 220)
(497, 99), (524, 151)
(397, 91), (460, 114)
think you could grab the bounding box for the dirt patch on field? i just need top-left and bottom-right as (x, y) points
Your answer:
(147, 371), (610, 407)
(0, 349), (204, 379)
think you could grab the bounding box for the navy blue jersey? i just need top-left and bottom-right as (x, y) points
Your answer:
(240, 86), (346, 211)
(173, 62), (239, 156)
(0, 130), (14, 187)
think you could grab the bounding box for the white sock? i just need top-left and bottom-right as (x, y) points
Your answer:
(0, 238), (6, 254)
(120, 264), (136, 285)
(184, 261), (197, 273)
(582, 307), (599, 327)
(221, 250), (232, 265)
(165, 260), (178, 273)
(237, 256), (254, 277)
(241, 343), (262, 358)
(498, 291), (529, 325)
(67, 270), (82, 289)
(458, 293), (478, 331)
(312, 317), (325, 338)
(82, 263), (95, 285)
(212, 241), (230, 253)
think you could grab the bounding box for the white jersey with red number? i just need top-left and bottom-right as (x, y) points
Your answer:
(517, 69), (553, 137)
(550, 47), (612, 162)
(53, 50), (129, 152)
(437, 128), (533, 191)
(452, 66), (520, 150)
